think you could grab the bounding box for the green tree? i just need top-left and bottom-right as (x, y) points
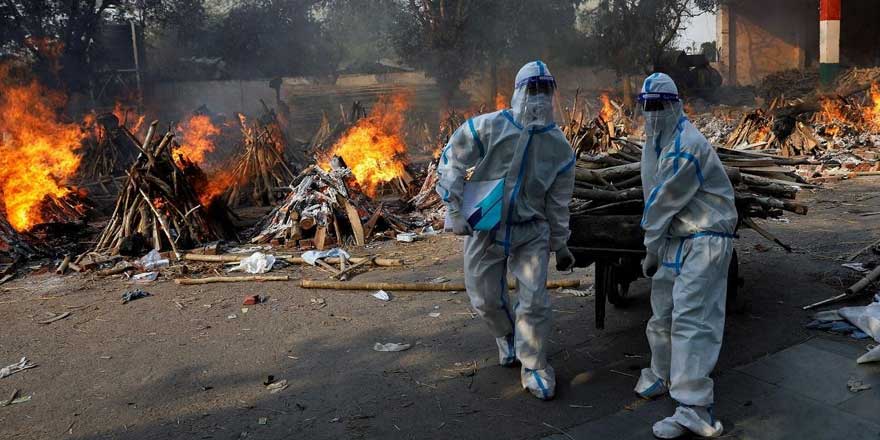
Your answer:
(389, 0), (580, 107)
(579, 0), (718, 76)
(319, 0), (399, 68)
(0, 0), (121, 91)
(214, 0), (337, 78)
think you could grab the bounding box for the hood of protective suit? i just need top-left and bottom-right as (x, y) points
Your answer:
(510, 61), (557, 127)
(640, 73), (683, 153)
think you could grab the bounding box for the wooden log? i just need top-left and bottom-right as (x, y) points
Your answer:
(363, 203), (383, 238)
(175, 275), (290, 285)
(97, 264), (134, 277)
(314, 258), (341, 275)
(573, 187), (643, 202)
(746, 195), (809, 215)
(846, 264), (880, 295)
(569, 215), (644, 250)
(575, 162), (641, 184)
(55, 255), (71, 275)
(300, 216), (316, 230)
(300, 278), (582, 292)
(341, 197), (365, 246)
(314, 226), (328, 250)
(332, 257), (374, 280)
(741, 217), (792, 252)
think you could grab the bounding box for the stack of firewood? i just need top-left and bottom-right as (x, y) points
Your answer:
(89, 121), (235, 258)
(407, 162), (445, 229)
(568, 135), (812, 250)
(561, 94), (632, 156)
(78, 113), (140, 183)
(251, 165), (369, 249)
(224, 111), (297, 207)
(726, 107), (822, 157)
(0, 213), (37, 260)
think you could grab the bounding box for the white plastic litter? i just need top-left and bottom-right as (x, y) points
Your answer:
(847, 378), (872, 392)
(301, 248), (350, 266)
(132, 271), (158, 282)
(812, 310), (843, 322)
(858, 345), (880, 364)
(560, 286), (595, 297)
(838, 299), (880, 363)
(428, 312), (441, 318)
(373, 342), (411, 352)
(138, 250), (169, 270)
(228, 252), (276, 274)
(0, 357), (37, 379)
(842, 263), (869, 273)
(266, 379), (289, 394)
(372, 290), (391, 301)
(396, 232), (418, 242)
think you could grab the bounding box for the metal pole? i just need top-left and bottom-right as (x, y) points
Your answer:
(130, 20), (144, 111)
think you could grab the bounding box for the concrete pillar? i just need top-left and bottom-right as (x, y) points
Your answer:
(820, 0), (841, 85)
(716, 4), (736, 86)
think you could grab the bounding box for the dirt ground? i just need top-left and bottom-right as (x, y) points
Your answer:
(2, 178), (879, 440)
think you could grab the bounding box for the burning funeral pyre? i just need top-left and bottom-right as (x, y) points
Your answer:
(250, 94), (429, 250)
(0, 63), (89, 260)
(87, 121), (237, 259)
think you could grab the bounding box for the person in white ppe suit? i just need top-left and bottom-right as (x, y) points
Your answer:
(633, 73), (738, 438)
(436, 61), (575, 400)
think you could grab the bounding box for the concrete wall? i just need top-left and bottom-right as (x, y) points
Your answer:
(147, 72), (441, 140)
(717, 0), (818, 86)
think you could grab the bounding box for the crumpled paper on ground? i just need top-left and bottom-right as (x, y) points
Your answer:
(301, 248), (350, 266)
(228, 252), (276, 274)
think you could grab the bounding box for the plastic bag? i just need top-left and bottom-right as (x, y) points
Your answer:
(138, 250), (169, 270)
(228, 252), (276, 274)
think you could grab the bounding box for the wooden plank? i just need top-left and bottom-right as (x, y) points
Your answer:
(342, 198), (365, 246)
(314, 226), (327, 251)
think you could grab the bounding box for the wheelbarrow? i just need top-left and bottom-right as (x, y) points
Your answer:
(567, 215), (741, 329)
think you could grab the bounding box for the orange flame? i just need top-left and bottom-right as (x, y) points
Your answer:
(599, 94), (614, 122)
(323, 94), (410, 197)
(863, 83), (880, 131)
(0, 64), (83, 231)
(198, 169), (238, 207)
(495, 92), (508, 110)
(820, 98), (847, 124)
(753, 125), (771, 142)
(112, 102), (145, 134)
(174, 115), (220, 166)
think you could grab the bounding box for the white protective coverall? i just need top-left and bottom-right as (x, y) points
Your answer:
(633, 73), (738, 438)
(436, 61), (575, 400)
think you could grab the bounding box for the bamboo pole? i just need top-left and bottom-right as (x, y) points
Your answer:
(175, 275), (290, 285)
(300, 279), (581, 292)
(846, 265), (880, 295)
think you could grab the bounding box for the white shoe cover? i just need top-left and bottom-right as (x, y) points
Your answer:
(635, 369), (668, 400)
(652, 415), (687, 439)
(521, 365), (555, 400)
(496, 335), (517, 367)
(653, 406), (723, 439)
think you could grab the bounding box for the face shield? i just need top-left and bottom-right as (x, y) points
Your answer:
(510, 61), (563, 128)
(638, 91), (683, 144)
